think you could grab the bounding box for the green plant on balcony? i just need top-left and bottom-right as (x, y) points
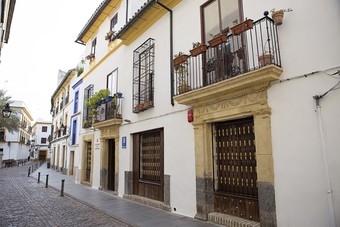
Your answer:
(83, 119), (92, 128)
(190, 42), (207, 57)
(76, 59), (85, 76)
(173, 51), (189, 66)
(174, 60), (191, 94)
(270, 8), (293, 26)
(85, 89), (110, 122)
(111, 92), (123, 118)
(86, 53), (95, 60)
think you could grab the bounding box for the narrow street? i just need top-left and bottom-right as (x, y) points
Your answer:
(0, 164), (131, 227)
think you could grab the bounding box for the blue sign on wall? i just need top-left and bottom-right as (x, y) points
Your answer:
(122, 136), (127, 149)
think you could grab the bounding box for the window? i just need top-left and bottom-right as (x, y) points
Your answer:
(201, 0), (242, 43)
(133, 38), (155, 113)
(107, 69), (118, 96)
(0, 129), (5, 141)
(91, 38), (97, 55)
(83, 84), (94, 127)
(41, 138), (47, 144)
(110, 13), (118, 32)
(42, 126), (47, 132)
(74, 90), (79, 113)
(72, 119), (77, 145)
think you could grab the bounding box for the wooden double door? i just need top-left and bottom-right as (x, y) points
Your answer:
(212, 117), (259, 221)
(133, 129), (164, 202)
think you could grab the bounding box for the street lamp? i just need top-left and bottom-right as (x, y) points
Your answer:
(2, 103), (12, 118)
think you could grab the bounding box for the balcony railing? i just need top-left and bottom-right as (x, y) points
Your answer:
(96, 97), (123, 122)
(83, 95), (123, 127)
(174, 14), (281, 95)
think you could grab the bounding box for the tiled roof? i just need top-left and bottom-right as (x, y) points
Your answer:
(75, 0), (111, 45)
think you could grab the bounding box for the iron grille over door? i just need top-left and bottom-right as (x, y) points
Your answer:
(133, 129), (164, 202)
(212, 117), (259, 221)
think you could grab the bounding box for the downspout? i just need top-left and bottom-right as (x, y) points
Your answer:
(125, 0), (129, 23)
(156, 1), (174, 106)
(313, 95), (336, 227)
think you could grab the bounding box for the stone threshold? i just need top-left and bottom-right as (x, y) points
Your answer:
(208, 212), (260, 227)
(123, 194), (171, 212)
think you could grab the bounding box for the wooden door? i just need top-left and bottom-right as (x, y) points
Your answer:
(212, 117), (259, 221)
(69, 151), (74, 175)
(38, 150), (46, 161)
(133, 129), (164, 202)
(108, 139), (115, 190)
(85, 142), (92, 182)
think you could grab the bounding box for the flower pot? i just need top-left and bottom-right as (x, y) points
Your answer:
(272, 11), (284, 26)
(190, 44), (207, 57)
(173, 54), (189, 65)
(86, 53), (95, 60)
(208, 33), (228, 47)
(259, 54), (273, 66)
(178, 84), (191, 94)
(230, 19), (254, 36)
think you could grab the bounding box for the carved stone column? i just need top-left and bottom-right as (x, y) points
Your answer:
(193, 120), (214, 220)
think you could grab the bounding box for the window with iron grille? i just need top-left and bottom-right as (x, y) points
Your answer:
(133, 38), (155, 113)
(83, 84), (94, 127)
(41, 138), (47, 144)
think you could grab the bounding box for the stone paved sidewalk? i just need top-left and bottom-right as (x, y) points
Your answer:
(0, 163), (131, 227)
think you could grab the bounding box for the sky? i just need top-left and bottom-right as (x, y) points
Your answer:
(0, 0), (103, 122)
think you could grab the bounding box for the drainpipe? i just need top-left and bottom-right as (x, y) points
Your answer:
(313, 95), (336, 227)
(125, 0), (129, 24)
(156, 1), (174, 106)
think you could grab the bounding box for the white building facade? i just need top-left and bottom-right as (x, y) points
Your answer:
(0, 101), (33, 161)
(31, 120), (52, 161)
(50, 70), (74, 175)
(51, 0), (340, 226)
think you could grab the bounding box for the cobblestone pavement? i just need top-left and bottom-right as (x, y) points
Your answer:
(0, 164), (131, 227)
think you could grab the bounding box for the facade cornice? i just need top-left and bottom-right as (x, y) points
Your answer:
(75, 0), (122, 44)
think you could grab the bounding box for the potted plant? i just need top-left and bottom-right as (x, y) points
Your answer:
(190, 42), (207, 57)
(85, 89), (110, 123)
(174, 61), (191, 94)
(270, 8), (293, 26)
(208, 33), (228, 47)
(173, 52), (189, 65)
(86, 53), (95, 60)
(111, 92), (123, 118)
(230, 18), (254, 36)
(258, 50), (274, 66)
(83, 120), (92, 128)
(105, 31), (115, 40)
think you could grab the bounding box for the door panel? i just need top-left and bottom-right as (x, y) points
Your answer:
(133, 129), (164, 202)
(213, 117), (259, 221)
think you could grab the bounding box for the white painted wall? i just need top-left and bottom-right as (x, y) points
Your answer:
(73, 0), (340, 225)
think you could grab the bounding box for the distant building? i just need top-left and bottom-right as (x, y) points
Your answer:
(0, 0), (16, 63)
(50, 69), (74, 175)
(31, 119), (52, 161)
(0, 101), (33, 161)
